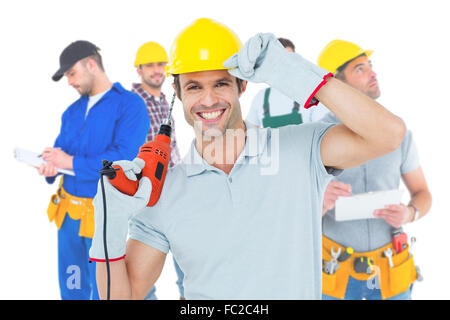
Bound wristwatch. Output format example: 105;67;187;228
410;204;420;222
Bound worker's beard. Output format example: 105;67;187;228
365;79;381;99
74;83;93;96
74;73;96;96
81;84;94;96
143;73;165;89
367;88;381;100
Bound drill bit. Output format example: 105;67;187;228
163;92;177;126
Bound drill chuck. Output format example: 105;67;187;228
158;124;172;137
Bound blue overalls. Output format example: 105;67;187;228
46;82;149;299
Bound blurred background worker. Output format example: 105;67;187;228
246;38;329;128
318;40;432;300
132;41;181;166
38;40;149;299
131;41;184;300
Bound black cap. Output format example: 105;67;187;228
52;40;100;81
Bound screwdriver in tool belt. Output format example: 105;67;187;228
337;247;354;262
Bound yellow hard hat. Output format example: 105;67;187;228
134;41;168;67
317;40;373;74
166;18;242;75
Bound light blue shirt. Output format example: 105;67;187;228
129;122;335;299
320;113;420;252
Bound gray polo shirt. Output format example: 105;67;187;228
320;113;420;252
129;122;335;299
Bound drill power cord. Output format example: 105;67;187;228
99;160;119;300
97;91;176;300
100;174;110;300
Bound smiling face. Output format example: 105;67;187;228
175;69;247;138
138;62;167;89
339;55;380;99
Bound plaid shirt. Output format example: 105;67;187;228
132;83;181;167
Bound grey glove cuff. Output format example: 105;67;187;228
89;174;151;262
268;51;333;109
224;33;333;109
256;41;333;109
89;176;128;262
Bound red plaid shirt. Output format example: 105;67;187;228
132;83;181;167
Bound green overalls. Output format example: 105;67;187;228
261;88;303;128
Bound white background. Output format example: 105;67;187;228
0;0;448;299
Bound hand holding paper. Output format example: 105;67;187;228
335;189;403;221
322;181;352;213
373;203;412;228
37;162;58;177
42;147;74;170
14;147;75;176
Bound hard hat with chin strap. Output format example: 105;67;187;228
166;18;242;75
317;39;373;74
134;41;168;67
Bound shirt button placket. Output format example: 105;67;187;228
226;176;235;206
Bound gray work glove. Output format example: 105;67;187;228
89;158;151;261
223;33;333;109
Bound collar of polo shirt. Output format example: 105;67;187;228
183;121;269;177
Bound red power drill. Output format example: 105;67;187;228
97;93;175;300
101;93;175;206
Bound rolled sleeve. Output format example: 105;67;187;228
400;130;420;174
129;216;170;254
310;122;340;187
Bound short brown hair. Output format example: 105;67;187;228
335;53;367;80
277;37;295;52
81;51;105;72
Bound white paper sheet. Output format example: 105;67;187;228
14;147;75;176
335;189;403;221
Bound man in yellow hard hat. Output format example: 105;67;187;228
131;41;184;300
318;40;432;300
132;41;181;166
318;40;380;99
89;18;406;300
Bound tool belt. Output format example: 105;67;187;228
46;178;95;238
322;235;417;299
